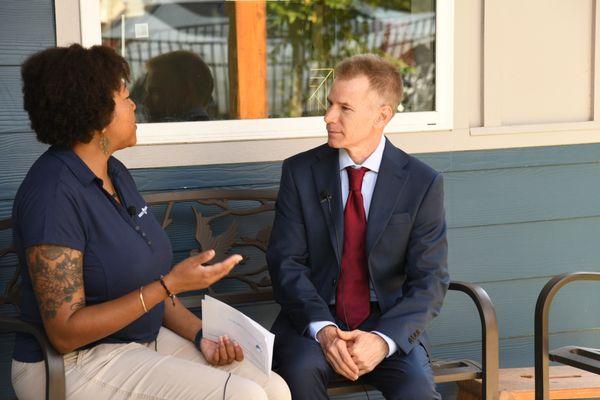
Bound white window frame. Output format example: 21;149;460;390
73;0;454;146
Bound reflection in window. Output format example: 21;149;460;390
100;1;435;123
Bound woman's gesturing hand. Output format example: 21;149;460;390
165;250;242;294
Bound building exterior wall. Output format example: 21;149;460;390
1;1;600;399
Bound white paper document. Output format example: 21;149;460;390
201;295;274;376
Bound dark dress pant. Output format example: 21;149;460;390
273;308;441;400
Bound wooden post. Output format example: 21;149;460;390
228;1;268;119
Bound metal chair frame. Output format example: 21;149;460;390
534;271;600;400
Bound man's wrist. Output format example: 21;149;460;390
309;320;338;341
316;324;337;343
371;331;397;357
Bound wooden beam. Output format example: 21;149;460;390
228;1;268;119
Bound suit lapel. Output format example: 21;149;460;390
366;141;409;255
311;147;344;266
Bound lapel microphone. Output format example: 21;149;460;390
320;190;338;248
319;190;332;204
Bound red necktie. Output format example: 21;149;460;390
336;166;370;329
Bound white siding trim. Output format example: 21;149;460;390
470;121;600;136
594;0;600;121
79;1;101;48
55;0;81;46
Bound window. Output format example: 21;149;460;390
80;0;453;144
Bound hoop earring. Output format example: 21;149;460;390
99;131;110;156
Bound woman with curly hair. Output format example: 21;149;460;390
11;44;290;400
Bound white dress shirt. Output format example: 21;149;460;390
308;135;398;357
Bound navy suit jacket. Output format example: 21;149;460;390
267;139;449;355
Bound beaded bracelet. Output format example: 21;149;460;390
156;274;176;306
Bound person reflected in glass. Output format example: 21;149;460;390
143;50;215;123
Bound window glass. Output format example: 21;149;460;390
100;0;435;123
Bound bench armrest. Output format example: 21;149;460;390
449;281;499;400
0;316;65;400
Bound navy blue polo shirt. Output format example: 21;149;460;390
12;146;172;362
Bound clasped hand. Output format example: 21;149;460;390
317;326;388;380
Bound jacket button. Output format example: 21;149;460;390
332;279;337;287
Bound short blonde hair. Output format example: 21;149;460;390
334;54;403;112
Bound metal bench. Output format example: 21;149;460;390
534;271;600;399
0;188;500;399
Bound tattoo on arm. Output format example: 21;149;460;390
26;245;85;320
70;298;86;312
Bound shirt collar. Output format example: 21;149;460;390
49;145;122;186
107;157;123;177
49;145;97;186
338;135;386;173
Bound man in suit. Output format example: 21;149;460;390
267;54;449;399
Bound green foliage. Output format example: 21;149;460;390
265;0;434;116
267;0;368;63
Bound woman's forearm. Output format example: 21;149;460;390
50;280;169;353
27;244;174;354
29;244;239;354
162;298;202;343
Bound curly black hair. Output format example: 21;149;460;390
21;44;130;147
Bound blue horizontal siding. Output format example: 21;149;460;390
0;202;12;221
448;216;600;282
5;141;600;201
431;329;600;368
429;279;600;344
0;1;55;66
0;67;31;134
423;143;600;172
444;162;600;228
132;162;282;192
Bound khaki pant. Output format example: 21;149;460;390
12;327;291;400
